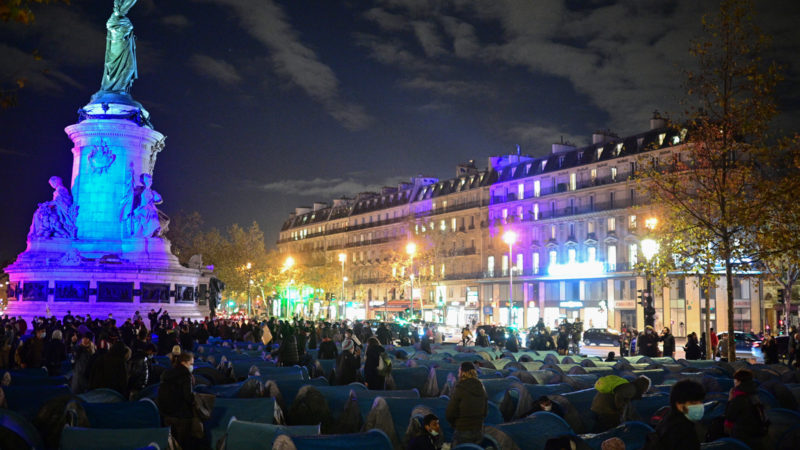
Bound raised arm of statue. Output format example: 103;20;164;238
100;0;139;93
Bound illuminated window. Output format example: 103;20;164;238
518;183;524;199
568;248;577;263
587;221;595;234
551;225;557;239
502;255;509;276
441;264;446;277
487;256;495;277
549;249;558;266
608;245;617;270
392;267;397;277
401;266;405;277
658;133;666;146
502;209;508;223
587;246;596;262
533;203;539;220
517;206;523;219
443;200;447;208
597;147;603;159
611;167;617;181
608;217;616;232
533;253;540;273
451;217;457;232
629;243;638;266
629;215;637;229
615;143;623;156
534;180;541;197
591;168;597;181
570;173;576;191
516;254;523;273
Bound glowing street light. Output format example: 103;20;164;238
502;230;518;327
640;217;659;328
245;261;253;317
406;242;417;317
338;253;346;320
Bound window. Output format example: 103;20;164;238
487;256;495;277
550;225;557;239
441;263;446;278
607;217;616;232
533;253;540;273
608;245;617;270
587;220;595;234
568;248;577;263
440;220;446;231
611;167;617;181
615;143;623;156
534;180;541;197
597;147;603;159
451;217;457;232
533;203;539;220
570;173;576;191
658;133;666;146
629;215;637;230
587;246;596;262
591;168;597;181
392;267;397;278
502;255;509;276
502;209;508;222
549;249;558;266
516;254;523;273
568;223;575;237
518;184;524;199
733;278;750;299
629;243;638;266
517;205;523;220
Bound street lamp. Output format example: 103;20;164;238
502;230;518;327
641;219;659;328
406;242;417;318
245;262;253;317
338;253;346;320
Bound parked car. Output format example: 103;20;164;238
717;331;761;354
582;328;621;346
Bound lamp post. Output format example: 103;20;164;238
502;230;518;327
282;256;294;318
338;253;346;320
641;218;659;328
406;242;417;318
245;262;253;317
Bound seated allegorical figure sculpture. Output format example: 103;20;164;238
121;171;168;238
28;176;78;239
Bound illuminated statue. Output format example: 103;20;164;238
28;176;78;239
131;173;162;238
100;0;139;93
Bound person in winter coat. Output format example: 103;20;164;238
445;362;488;446
407;413;442;450
725;369;768;450
684;332;702;360
590;374;651;431
638;327;659;357
128;343;156;398
475;328;490;347
43;330;67;376
710;328;719;358
644;379;705;450
505;332;520;353
335;339;360;385
89;341;130;396
556;326;570;355
21;328;46;368
364;336;386;390
277;328;300;367
159;351;201;450
318;335;338;360
660;327;675;358
377;323;392;346
761;335;779;364
70;334;96;394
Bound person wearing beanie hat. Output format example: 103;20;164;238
335;337;360;386
445;360;488;446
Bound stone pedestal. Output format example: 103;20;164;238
4;98;210;323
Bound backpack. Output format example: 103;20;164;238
377;351;392;376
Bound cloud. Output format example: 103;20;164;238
196;0;372;130
161;15;191;27
255;175;405;198
401;76;493;98
189;54;242;85
411;21;446;57
363;7;407;31
507;123;586;153
0;43;81;93
0;147;27;156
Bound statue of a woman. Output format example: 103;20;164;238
132;173;163;238
100;0;139;93
28;176;78;239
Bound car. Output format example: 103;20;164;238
751;335;789;361
717;331;761;354
582;328;621;346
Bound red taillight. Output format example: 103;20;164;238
753;342;760;348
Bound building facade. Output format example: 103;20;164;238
276;118;764;336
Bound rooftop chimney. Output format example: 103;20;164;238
312;202;327;211
650;110;667;130
592;129;617;145
295;207;311;215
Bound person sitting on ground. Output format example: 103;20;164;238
445;362;488;446
605;351;616;362
407;413;443;450
724;369;769;450
590;374;651;431
525;395;563;418
644;379;705;450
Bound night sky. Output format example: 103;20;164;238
1;0;799;263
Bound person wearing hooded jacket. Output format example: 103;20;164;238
445;362;488;446
644;379;705;450
590;374;651;431
335;338;360;385
724;369;768;450
159;351;201;450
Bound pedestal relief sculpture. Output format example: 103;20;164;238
28;176;78;239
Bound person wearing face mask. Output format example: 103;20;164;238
407;413;443;450
526;395;564;418
724;369;769;450
644;379;705;450
20;327;47;369
159;351;202;449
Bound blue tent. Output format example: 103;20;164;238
77;388;126;403
59;426;171;450
580;421;654;450
82;400;161;429
206;397;277;447
487;412;573;450
0;408;44;450
272;429;393;450
223;419;319;450
3;384;71;420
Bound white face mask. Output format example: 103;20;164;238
429;430;439;437
186;364;194;373
543;405;552;411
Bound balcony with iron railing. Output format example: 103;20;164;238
490;174;634;205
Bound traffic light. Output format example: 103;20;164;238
637;290;645;307
778;289;785;301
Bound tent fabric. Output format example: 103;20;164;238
82;400;161;429
265;378;329;412
552;388;598;433
580;421;654;450
700;437;753;449
0;407;45;450
765;408;800;449
77;388;126;403
3;384;71;420
59;426;171;450
272;429;393;450
222;419;319;450
287;385;333;432
386;367;438;397
486;412;573;450
206;397;276;447
195;377;264;398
